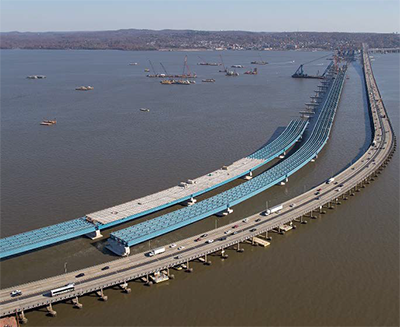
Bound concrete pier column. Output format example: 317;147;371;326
204;253;212;265
185;260;193;273
97;288;108;301
167;268;175;279
120;282;132;293
73;297;83;309
237;242;244;252
221;249;229;259
46;303;57;317
18;311;28;324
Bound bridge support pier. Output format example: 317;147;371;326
185;260;193;273
86;229;103;240
319;206;326;214
237;242;244;252
18;311;28;324
335;198;341;205
204;254;212;265
73;297;83;309
120;282;132;293
310;210;316;219
46;303;57;317
300;215;307;224
328;202;335;209
97;288;108;301
221;249;229;259
166;268;175;279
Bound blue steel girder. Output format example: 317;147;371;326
111;66;346;247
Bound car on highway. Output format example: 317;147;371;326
169;243;177;248
201;233;208;238
10;290;22;297
255;218;261;222
75;273;85;278
250;228;257;232
315;197;320;200
242;218;249;223
317;188;322;191
175;255;182;259
206;239;214;244
194;237;202;242
224;230;233;234
101;266;110;271
289;203;296;208
232;224;239;228
339;184;344;187
177;246;185;251
315;191;320;195
232;231;238;235
219;236;227;241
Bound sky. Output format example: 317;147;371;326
1;0;399;33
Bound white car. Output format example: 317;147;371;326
10;290;22;297
242;218;249;223
177;246;185;251
169;243;177;248
224;230;233;234
289;203;296;208
206;239;214;244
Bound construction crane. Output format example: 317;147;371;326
148;60;157;75
160;62;169;76
219;54;227;73
292;54;331;79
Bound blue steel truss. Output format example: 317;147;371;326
111;66;347;247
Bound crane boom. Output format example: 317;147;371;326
160;62;168;75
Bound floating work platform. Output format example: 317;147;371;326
108;63;346;256
251;237;270;247
0;119;308;259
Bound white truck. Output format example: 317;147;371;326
264;204;283;216
148;247;166;257
327;177;335;184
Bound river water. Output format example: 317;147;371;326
1;50;398;326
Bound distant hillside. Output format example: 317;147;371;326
1;29;398;51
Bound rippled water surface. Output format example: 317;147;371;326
1;50;398;326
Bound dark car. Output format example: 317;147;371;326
232;225;239;229
195;237;201;242
219;236;227;241
250;228;257;232
101;266;110;271
314;191;320;195
255;218;261;222
75;273;85;278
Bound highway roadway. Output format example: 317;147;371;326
0;46;395;318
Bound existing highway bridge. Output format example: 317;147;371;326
0;45;396;323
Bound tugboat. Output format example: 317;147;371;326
202;78;216;83
75;86;94;91
40;119;57;126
